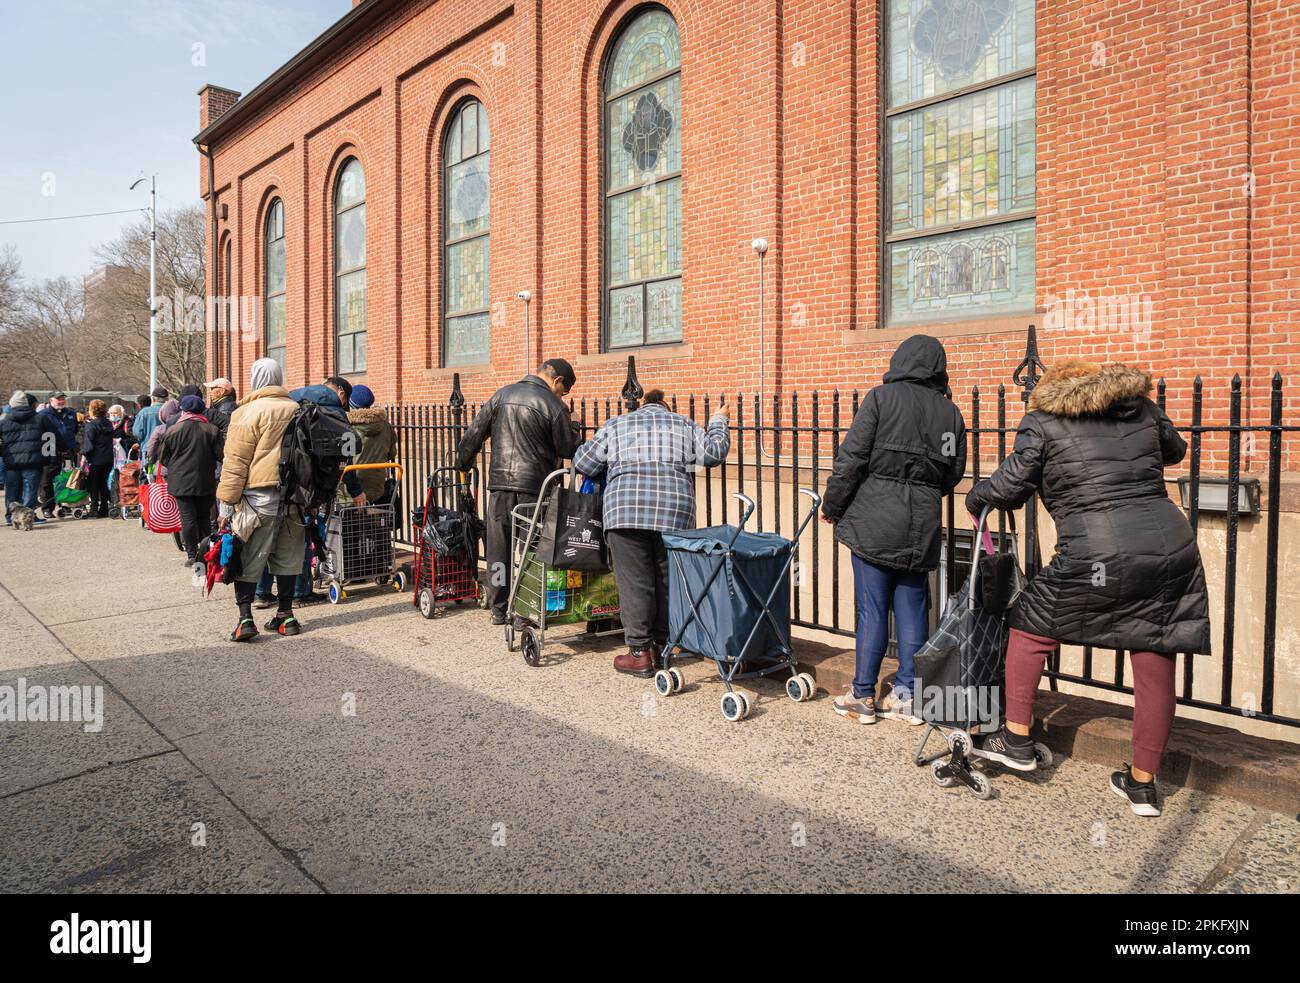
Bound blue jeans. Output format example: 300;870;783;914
257;514;313;598
4;465;42;517
851;555;929;702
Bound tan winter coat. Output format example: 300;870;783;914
216;386;299;505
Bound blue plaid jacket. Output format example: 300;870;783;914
573;403;730;532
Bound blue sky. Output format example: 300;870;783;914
0;0;345;282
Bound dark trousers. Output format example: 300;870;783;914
486;490;534;617
39;454;72;512
175;493;214;561
4;465;42;515
606;528;669;650
851;555;930;701
87;463;113;514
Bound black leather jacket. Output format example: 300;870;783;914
454;375;581;494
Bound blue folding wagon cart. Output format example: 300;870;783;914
657;490;821;722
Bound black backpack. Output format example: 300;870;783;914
278;401;353;514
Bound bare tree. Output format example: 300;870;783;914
0;275;91;391
92;205;208;391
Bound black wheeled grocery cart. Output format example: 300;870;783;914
655;489;821;722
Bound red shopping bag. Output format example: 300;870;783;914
141;477;182;534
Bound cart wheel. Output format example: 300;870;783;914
393;571;407;593
947;729;975;758
654;669;675;698
785;674;807;703
504;621;518;651
476;585;488;609
720;691;750;722
1034;743;1053;769
969;771;993;800
418;588;436;619
327;583;343;605
521;627;542;667
930;759;957;788
797;672;816;700
668;667;684;694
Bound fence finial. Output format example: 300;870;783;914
622;355;643;411
449;371;465;410
1013;323;1045;405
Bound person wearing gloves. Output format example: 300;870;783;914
821;335;967;726
964;359;1211;817
346;384;398;505
159;394;223;565
573;388;731;677
216;358;307;641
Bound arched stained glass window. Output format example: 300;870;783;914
443;99;491;366
264;198;286;369
604;7;682;350
334;157;366;374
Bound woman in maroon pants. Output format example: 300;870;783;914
965;359;1211;817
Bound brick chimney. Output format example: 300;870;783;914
198;84;241;132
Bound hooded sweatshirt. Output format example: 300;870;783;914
347;407;398;502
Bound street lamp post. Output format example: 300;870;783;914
517;290;532;374
130;175;158;392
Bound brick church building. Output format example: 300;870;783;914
195;0;1299;437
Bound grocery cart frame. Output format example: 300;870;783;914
317;463;408;604
413;465;484;618
504;467;622;666
656;489;822;722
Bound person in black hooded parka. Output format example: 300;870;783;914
821;335;967;725
965;358;1211;817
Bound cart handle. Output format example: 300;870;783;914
341;462;403;480
732;492;756;528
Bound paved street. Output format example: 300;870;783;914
0;516;1296;893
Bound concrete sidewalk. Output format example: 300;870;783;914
0;516;1296;893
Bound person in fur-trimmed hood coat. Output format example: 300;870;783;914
967;359;1210;655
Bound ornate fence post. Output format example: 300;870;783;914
621;355;643;412
1011;324;1045;579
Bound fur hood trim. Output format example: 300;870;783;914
1030;360;1152;418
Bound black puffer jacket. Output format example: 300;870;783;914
453;375;581;494
79;417;115;468
158;416;223;497
0;405;56;468
822;335;967;572
966;360;1211;655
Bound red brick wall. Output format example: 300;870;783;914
201;0;1299;464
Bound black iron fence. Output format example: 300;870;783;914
388;327;1299;731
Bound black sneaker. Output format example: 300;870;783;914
1110;765;1161;817
264;614;302;636
254;594;276;610
490;612;509;626
974;726;1038;771
230;618;259;643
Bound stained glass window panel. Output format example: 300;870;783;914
336;268;366;373
887;0;1035;109
266;236;285;296
447;154;490;241
336;205;366;272
445;312;491;367
446;238;489;316
608;9;680;93
607;74;681;192
608;178;681;287
336;158;365;208
888;76;1034;235
645;278;682;343
608;285;645;348
266;295;285;350
888;218;1034;325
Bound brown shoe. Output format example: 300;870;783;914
614;646;655;677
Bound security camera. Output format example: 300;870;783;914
752;237;768;255
517;290;532;302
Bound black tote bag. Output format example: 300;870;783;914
536;483;609;572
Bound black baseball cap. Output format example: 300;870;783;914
50;390;67;398
541;358;577;392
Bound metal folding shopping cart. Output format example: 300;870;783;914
655;490;821;722
413;466;484;618
505;468;622;667
317;463;408;604
912;507;1053;799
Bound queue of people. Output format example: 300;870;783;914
0;335;1211;818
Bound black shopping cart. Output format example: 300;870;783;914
656;489;821;722
913;507;1053;799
